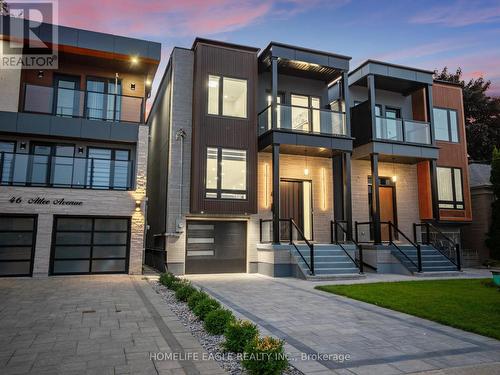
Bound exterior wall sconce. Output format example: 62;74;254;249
135;200;141;211
20;142;26;150
264;163;269;208
131;56;139;65
392;175;397;182
37;70;44;78
321;167;326;210
78;147;84;154
130;83;136;91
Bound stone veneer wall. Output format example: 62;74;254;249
351;159;420;242
0;125;149;277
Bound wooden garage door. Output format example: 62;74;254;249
50;217;130;275
185;221;246;274
0;215;37;277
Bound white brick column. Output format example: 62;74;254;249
32;214;53;278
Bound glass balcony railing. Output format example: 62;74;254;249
22;84;144;123
258;104;346;136
375;116;431;145
0;152;133;190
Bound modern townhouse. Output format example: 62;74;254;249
146;38;471;279
0;16;161;277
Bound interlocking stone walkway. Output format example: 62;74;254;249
0;276;224;375
187;273;500;375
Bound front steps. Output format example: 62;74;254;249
291;243;363;280
391;244;459;274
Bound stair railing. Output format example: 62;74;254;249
331;220;364;274
413;222;461;271
386;221;422;273
288;218;314;275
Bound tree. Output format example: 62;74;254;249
486;147;500;260
434;67;500;161
0;0;9;16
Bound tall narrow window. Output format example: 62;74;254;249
205;147;247;200
207;75;247;118
437;167;464;209
433;108;459;142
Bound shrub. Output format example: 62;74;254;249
204;308;235;335
159;272;179;288
187;290;209;310
193;297;220;320
242;336;288;375
223;319;259;353
175;284;197;302
170;278;189;292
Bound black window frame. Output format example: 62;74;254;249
433;107;459;143
207;74;249;119
204;146;248;201
86;147;132;190
85;76;123;122
437;166;464;210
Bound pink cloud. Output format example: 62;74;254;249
410;0;500;27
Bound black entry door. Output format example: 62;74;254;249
0;215;37;277
185;221;246;274
280;180;304;240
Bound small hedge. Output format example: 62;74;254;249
204;308;235;335
175;283;197;302
187;290;209;310
242;336;288;375
193;297;221;320
223;319;259;353
159;272;179;288
170;278;190;292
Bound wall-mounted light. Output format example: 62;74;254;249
321;167;326;210
264;163;269;208
145;79;152;86
37;70;44;79
20;142;26;150
131;56;139;65
78;147;84;154
135;200;141;211
392;175;398;183
130;83;136;91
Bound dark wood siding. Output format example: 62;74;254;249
190;42;258;214
433;82;472;222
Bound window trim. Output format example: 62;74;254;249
437;166;464;210
206;74;248;119
204;146;248;201
433;107;459;143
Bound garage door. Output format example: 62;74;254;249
0;215;36;277
185;221;246;274
51;217;130;275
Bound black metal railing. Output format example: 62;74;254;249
23;83;144;123
386;221;422;272
145;248;167;273
331;220;364;273
0;151;133;190
259;218;314;275
413;222;461;271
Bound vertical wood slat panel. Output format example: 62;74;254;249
191;42;258;214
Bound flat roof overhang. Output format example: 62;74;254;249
349;60;434;95
353;140;439;164
259;129;353;157
259;42;351;83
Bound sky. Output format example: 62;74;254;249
53;0;500;101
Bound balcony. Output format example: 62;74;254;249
258;104;346;136
375;116;431;145
0;152;133;190
22;84;144;124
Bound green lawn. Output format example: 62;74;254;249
316;279;500;340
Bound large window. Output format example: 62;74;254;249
207;75;247;118
87;148;130;190
205;147;247;200
437;167;464;209
433;108;458;142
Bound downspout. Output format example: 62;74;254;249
175;128;187;233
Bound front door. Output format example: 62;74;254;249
280;179;312;241
380;186;396;241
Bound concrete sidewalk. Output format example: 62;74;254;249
187;273;500;375
0;276;224;375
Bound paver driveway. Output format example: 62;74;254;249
188;274;500;375
0;276;224;375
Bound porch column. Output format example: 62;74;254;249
429;159;440;221
332;152;353;240
370;153;382;244
342;71;351;136
272;143;280;244
425;84;435;144
271;56;278;129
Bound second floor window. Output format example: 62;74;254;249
433;108;458;142
86;79;122;121
437;167;464;209
205;147;247;199
208;75;247;118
